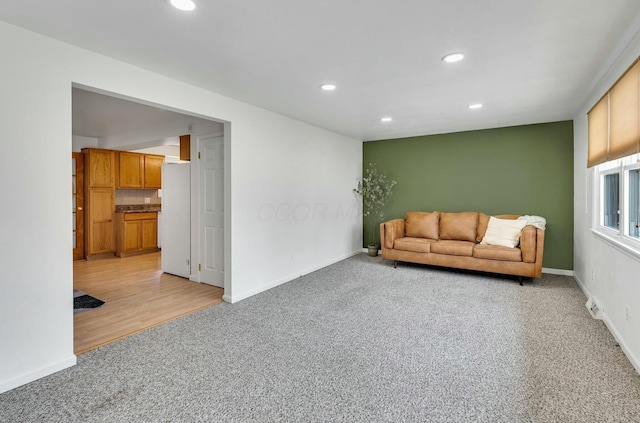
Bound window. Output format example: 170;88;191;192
588;57;640;257
594;154;640;255
602;172;619;230
630;169;640;239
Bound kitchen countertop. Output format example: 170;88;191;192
115;204;161;213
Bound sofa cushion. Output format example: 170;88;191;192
439;212;478;242
473;244;522;262
480;217;528;248
405;211;440;239
430;240;475;257
394;237;434;253
477;213;490;242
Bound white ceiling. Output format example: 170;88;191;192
71;88;210;139
3;0;640;141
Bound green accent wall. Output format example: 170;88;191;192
363;120;574;270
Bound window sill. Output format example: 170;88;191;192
591;228;640;262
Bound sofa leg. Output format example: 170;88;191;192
394;260;397;269
518;276;523;286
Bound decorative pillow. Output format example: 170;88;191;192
439;212;478;242
480;217;528;248
405;211;440;240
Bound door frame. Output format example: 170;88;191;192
192;132;225;286
72;152;85;260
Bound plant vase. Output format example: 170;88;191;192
367;244;379;257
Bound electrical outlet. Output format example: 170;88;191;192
144;197;151;204
626;305;631;322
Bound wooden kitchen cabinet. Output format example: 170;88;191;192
179;134;190;161
85;148;115;188
144;155;164;188
85;188;115;256
83;149;116;258
90;222;114;254
118;152;144;188
142;218;158;249
116;152;163;189
115;212;159;257
82;148;163;259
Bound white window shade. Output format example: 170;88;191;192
609;60;640;161
588;94;609;168
588;57;640;168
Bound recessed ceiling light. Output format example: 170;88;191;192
380;117;392;122
468;103;483;109
320;84;336;91
442;52;465;63
169;0;196;11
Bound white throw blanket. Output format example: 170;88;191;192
517;215;546;231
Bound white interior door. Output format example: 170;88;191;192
161;163;191;278
199;136;224;287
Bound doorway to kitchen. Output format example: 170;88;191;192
72;86;228;353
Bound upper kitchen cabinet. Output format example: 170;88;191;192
144;155;164;188
117;152;164;189
84;148;115;188
118;152;144;188
179;134;190;161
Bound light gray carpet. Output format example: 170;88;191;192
2;254;640;422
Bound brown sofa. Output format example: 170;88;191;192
380;211;544;280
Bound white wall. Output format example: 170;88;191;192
573;23;640;373
222;112;363;301
72;135;98;152
0;21;362;393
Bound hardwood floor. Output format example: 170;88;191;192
74;252;223;354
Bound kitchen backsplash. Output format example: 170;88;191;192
115;189;161;206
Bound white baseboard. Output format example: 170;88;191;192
223;249;362;303
542;267;574;276
601;314;640;375
573;272;588;296
0;355;76;394
573;273;640;375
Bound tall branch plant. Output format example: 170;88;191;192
354;163;397;247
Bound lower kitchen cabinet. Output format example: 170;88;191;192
115;212;159;257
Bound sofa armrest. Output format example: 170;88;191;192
533;228;545;277
520;225;545;276
380;219;405;250
520;225;537;263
